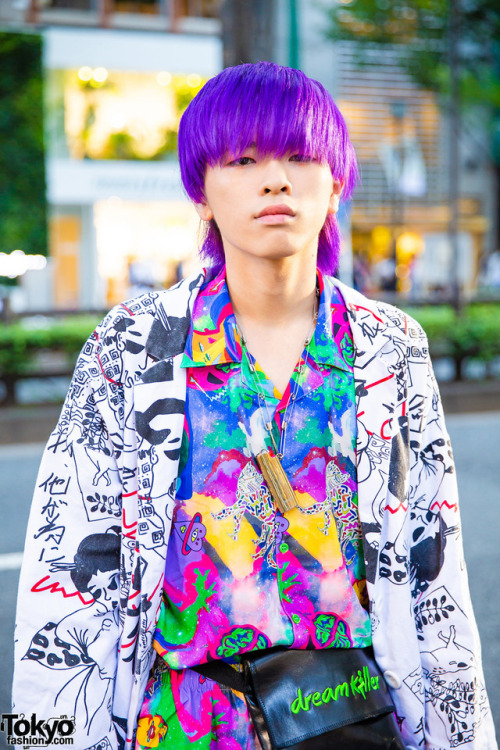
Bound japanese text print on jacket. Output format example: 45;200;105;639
12;268;497;750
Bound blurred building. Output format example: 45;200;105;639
0;0;221;310
1;0;495;306
275;0;495;299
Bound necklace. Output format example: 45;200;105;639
236;286;319;514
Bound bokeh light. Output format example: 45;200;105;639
157;71;172;87
78;66;93;82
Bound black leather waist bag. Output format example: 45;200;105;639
193;646;406;750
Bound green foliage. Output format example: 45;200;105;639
0;32;47;256
324;1;500;109
0;316;100;377
1;306;499;403
403;304;500;364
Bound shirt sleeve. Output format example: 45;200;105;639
12;317;127;750
407;334;497;748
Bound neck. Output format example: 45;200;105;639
225;253;318;329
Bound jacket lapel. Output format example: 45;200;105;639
127;270;207;718
333;280;410;586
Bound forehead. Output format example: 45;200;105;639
210;121;328;167
202;78;333;167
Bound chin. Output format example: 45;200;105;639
250;243;305;261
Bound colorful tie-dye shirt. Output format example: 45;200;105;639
136;268;371;749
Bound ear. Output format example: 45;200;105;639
194;201;214;222
327;180;344;215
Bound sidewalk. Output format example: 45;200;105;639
1;380;499;446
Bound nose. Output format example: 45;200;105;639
260;159;292;195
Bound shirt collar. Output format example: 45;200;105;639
181;265;242;368
309;272;354;373
181;265;354;373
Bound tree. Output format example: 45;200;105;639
324;1;500;252
220;0;276;68
324;0;500;104
0;32;47;259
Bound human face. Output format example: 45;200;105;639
196;147;342;266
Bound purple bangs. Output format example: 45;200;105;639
178;62;358;274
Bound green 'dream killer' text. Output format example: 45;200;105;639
290;667;380;714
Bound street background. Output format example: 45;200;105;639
1;0;500;746
1;410;499;746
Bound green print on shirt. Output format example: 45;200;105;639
290;667;380;714
314;614;351;647
277;558;300;605
203;422;246;450
309;371;351;415
340;332;355;366
295;421;333;448
158;568;215;646
216;627;258;658
224;370;255;413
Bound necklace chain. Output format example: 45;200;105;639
236;286;319;460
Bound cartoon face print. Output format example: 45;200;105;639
24;533;122;733
87;569;120;608
174;512;207;554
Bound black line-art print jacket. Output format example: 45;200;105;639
12;269;497;750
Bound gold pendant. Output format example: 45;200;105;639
256;450;298;513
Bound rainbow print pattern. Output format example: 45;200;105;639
136;268;371;749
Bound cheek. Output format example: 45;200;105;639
204;173;235;214
302;188;334;226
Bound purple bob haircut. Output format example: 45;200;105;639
178;61;358;275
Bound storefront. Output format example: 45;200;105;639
41;26;221;310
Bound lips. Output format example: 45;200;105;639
256;204;296;218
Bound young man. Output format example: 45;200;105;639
13;62;496;750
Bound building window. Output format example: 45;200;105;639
48;69;205;161
176;0;219;18
44;0;95;8
113;0;161;15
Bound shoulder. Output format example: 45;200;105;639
101;269;207;340
327;276;427;345
98;269;206;352
74;270;207;386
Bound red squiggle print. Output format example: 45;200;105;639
147;575;163;603
31;575;93;605
122;507;137;539
383;502;408;514
430;500;458;512
96;351;121;385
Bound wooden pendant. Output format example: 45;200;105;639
256;450;298;513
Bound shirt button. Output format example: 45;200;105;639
383;670;402;689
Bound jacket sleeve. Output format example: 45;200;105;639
407;331;497;748
12;314;129;750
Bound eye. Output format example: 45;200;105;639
90;587;102;600
289;154;315;163
108;576;119;591
227;156;255;167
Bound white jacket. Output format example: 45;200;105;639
13;270;497;749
